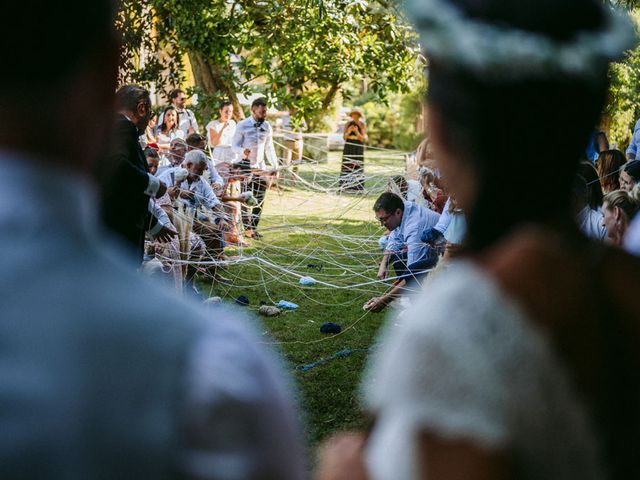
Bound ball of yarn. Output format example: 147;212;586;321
174;167;189;183
235;295;250;306
240;191;258;206
203;296;222;306
277;300;299;310
320;322;342;334
259;305;281;317
299;276;317;286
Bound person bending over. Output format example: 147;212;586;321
364;192;440;312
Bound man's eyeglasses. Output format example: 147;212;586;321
377;213;393;225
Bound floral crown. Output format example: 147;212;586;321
406;0;637;81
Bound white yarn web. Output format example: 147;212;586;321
147;137;427;345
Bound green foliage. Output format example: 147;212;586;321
354;74;426;151
116;1;185;96
116;0;423;128
613;0;640;9
606;10;640;149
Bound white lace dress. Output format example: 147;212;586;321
363;261;604;480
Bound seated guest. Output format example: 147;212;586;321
186;133;257;246
577;160;604;210
144;113;158;146
364;192;440;312
144;146;160;175
146;198;177;244
441;197;467;257
573;174;607;241
157;150;229;261
157;138;187;174
596;149;626;194
602;188;640;246
186;133;225;195
418;167;447;213
421;195;453;246
145;200;205;294
388;175;427;207
620;159;640;192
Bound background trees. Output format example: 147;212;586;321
117;0;423;131
117;0;640;150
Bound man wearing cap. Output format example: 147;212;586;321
232;97;278;238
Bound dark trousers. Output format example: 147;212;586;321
391;249;439;287
242;174;269;230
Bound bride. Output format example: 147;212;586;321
317;0;639;479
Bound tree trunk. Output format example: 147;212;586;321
188;51;245;121
321;81;340;111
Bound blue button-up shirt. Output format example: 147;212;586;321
626;118;640;159
386;201;441;265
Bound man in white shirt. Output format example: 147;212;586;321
232;97;278;238
0;6;305;475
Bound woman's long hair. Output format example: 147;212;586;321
597;149;626;193
159;106;180;134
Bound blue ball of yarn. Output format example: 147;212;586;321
320;322;342;334
235;295;250;306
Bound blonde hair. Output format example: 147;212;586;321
603;186;640;220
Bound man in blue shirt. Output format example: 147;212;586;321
364;192;440;312
626;118;640;160
0;2;306;478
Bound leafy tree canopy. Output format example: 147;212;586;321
117;0;423;128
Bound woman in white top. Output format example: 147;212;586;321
206;101;237;165
156;106;185;152
317;1;640;479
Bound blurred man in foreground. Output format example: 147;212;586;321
0;1;305;479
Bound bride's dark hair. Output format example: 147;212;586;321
427;0;608;253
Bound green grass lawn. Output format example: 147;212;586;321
197;149;406;446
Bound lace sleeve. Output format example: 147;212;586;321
363;261;604;480
362;262;520;480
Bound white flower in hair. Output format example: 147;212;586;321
406;0;637;80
